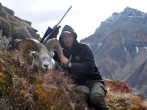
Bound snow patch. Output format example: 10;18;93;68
136;46;139;54
144;47;147;49
124;46;128;52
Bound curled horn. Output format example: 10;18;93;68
18;39;40;65
45;38;63;58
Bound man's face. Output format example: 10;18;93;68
62;32;74;48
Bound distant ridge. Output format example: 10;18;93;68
81;7;147;98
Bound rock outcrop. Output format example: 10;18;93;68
0;2;40;49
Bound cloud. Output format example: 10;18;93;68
1;0;147;40
20;10;66;23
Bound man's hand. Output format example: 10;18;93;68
51;25;61;38
53;25;57;30
60;55;69;64
60;55;72;68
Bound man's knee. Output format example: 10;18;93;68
90;93;105;105
90;87;106;106
75;85;90;101
89;82;109;110
91;81;107;97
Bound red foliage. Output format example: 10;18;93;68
105;79;132;93
105;79;147;110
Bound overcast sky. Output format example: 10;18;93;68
1;0;147;40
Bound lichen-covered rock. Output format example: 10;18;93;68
0;2;40;49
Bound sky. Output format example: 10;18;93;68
1;0;147;40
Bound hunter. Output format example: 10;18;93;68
54;25;109;110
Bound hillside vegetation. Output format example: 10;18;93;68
0;50;147;110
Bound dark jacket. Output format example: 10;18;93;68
54;25;103;85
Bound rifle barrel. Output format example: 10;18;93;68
56;5;72;26
40;5;72;43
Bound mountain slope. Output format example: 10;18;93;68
81;7;147;98
0;50;147;110
0;2;40;50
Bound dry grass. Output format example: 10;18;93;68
0;51;147;110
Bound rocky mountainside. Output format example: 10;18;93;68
81;7;147;98
0;2;40;49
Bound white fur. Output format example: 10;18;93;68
29;40;56;71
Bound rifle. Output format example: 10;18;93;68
40;6;72;44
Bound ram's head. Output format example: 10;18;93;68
18;38;63;72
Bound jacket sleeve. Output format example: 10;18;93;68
69;45;97;74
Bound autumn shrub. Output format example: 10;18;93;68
105;79;147;110
0;51;88;110
0;50;147;110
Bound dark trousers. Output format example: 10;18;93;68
75;81;109;110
